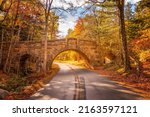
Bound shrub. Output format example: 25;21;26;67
5;77;29;92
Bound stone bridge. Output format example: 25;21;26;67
1;38;100;74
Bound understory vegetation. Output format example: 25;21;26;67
0;64;59;99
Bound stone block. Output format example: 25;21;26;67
0;89;9;99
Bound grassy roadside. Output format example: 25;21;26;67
2;64;60;100
94;66;150;99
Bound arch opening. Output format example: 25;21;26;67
19;54;37;76
50;49;92;69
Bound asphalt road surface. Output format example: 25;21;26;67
30;63;142;100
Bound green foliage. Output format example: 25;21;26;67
126;0;150;40
2;76;29;92
126;19;142;40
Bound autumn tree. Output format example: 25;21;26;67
126;0;150;40
116;0;131;71
88;0;131;71
0;0;59;73
126;0;150;74
42;0;71;73
42;0;53;74
74;18;84;37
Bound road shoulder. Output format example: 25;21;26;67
93;67;150;99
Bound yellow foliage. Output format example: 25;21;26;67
141;28;150;38
117;68;124;73
140;49;150;62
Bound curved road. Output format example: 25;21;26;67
30;63;142;100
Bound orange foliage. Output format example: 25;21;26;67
74;18;84;36
129;28;150;62
131;38;150;50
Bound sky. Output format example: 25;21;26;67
52;0;142;37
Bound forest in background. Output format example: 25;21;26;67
65;0;150;75
0;0;149;74
0;0;150;99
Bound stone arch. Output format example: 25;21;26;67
1;38;100;74
47;48;92;69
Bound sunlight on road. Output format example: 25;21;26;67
30;63;142;100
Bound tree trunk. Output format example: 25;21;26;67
17;25;21;41
3;0;21;73
117;0;131;72
4;28;14;73
43;19;48;74
27;29;30;41
43;0;54;74
29;28;34;41
0;28;4;66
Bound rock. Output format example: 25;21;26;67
0;89;9;99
